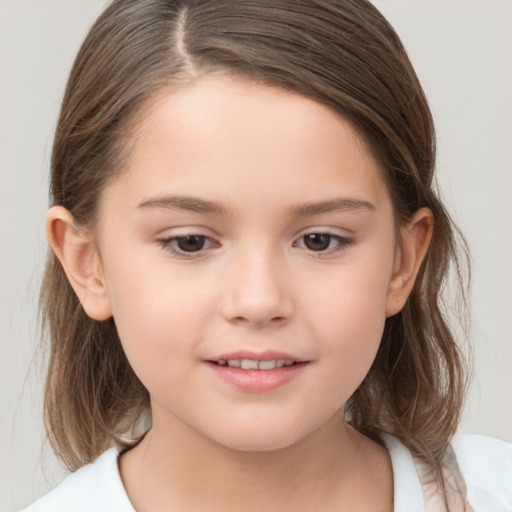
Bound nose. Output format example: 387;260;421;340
221;248;294;326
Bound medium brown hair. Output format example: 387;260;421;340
41;0;470;478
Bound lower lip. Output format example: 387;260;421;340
206;362;308;393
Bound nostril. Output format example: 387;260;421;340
221;286;294;325
231;315;286;326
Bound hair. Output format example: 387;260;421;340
41;0;470;484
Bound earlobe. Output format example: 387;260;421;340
46;206;112;321
385;207;434;317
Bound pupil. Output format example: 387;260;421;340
304;234;331;251
177;235;205;252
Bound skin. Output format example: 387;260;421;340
48;75;433;511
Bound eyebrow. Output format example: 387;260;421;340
292;198;376;216
138;195;376;217
138;195;231;216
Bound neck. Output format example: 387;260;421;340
119;408;393;512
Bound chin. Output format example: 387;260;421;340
220;436;301;453
204;419;316;454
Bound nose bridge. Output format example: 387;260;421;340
222;238;293;325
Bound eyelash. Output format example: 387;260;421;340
157;232;353;259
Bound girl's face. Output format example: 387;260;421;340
93;76;406;451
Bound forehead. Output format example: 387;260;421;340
114;75;391;215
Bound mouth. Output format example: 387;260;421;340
204;351;309;392
205;355;308;392
206;350;309;370
210;358;302;371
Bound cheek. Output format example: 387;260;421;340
302;249;394;390
308;253;392;338
102;253;216;380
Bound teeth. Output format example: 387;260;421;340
241;359;259;370
216;359;297;370
258;360;276;370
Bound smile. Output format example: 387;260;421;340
206;352;309;392
215;359;297;370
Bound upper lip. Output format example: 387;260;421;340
207;350;307;363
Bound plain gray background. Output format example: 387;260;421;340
1;1;511;510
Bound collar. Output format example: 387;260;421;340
382;434;426;512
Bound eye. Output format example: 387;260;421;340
174;235;209;252
157;234;218;257
296;233;351;253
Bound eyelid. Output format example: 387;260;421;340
154;224;218;237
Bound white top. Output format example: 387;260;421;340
21;434;512;512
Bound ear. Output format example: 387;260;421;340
386;207;434;317
46;206;112;321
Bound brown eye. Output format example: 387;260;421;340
176;235;207;252
303;233;333;251
296;232;352;254
158;233;218;258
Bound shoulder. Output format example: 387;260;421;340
20;448;135;512
383;433;512;512
451;434;512;511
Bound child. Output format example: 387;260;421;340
22;0;511;510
